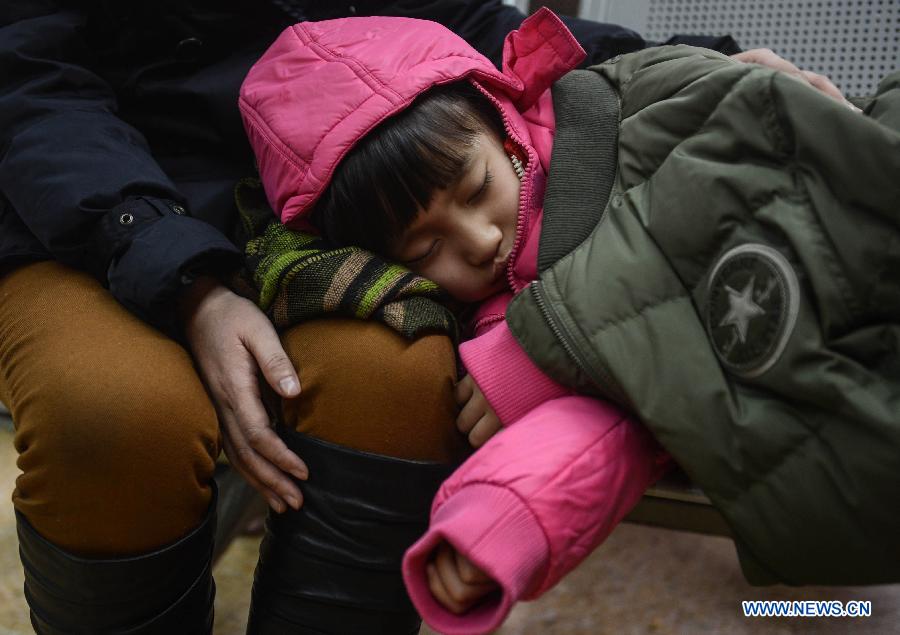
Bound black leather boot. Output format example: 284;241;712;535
246;428;456;635
16;486;218;635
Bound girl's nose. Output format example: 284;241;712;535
464;221;503;267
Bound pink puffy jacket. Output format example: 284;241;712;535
240;9;669;634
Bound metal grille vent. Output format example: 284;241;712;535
643;0;899;96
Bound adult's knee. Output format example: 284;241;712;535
280;319;468;463
0;261;220;555
12;346;220;556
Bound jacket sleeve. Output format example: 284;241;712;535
0;4;242;333
459;318;570;426
402;396;670;635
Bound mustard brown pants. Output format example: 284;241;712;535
0;260;466;633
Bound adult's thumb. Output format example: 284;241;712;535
246;325;301;398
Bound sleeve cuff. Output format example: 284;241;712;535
403;483;549;635
459;320;569;425
107;204;242;334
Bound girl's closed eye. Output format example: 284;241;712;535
467;166;493;205
405;240;438;265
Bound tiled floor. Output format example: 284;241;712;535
1;418;898;634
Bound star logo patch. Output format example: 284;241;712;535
706;244;800;378
719;276;766;344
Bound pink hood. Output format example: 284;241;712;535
239;8;584;232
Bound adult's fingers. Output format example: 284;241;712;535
219;399;305;511
733;48;802;75
734;48;851;105
182;286;308;512
236;325;309;482
800;70;848;103
229;380;309;483
242;319;302;399
221;432;287;513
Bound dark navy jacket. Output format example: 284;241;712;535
0;0;737;333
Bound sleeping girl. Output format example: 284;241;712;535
239;8;900;633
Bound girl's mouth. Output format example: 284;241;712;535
492;252;510;283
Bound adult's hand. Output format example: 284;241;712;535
732;49;861;111
179;276;308;513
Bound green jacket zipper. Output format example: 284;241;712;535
530;281;627;406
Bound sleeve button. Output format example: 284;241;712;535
172;205;186;215
119;213;134;225
175;37;203;63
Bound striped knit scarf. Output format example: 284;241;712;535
230;178;459;343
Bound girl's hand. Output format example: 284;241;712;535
454;374;501;447
178;276;308;514
731;49;861;111
427;542;499;614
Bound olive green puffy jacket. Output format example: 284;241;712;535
507;45;900;585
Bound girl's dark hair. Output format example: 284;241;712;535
311;82;505;255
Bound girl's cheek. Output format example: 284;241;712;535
433;264;472;301
415;262;451;292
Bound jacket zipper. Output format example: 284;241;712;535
530;281;625;404
471;82;622;397
469;82;535;294
473;313;505;333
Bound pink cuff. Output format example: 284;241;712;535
459;321;568;426
402;484;549;635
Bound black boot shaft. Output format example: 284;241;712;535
17;486;218;634
247;428;456;635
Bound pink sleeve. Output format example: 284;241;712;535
402;397;671;635
459;319;569;426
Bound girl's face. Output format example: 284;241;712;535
388;131;521;303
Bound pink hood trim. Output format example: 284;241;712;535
239;8;584;228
